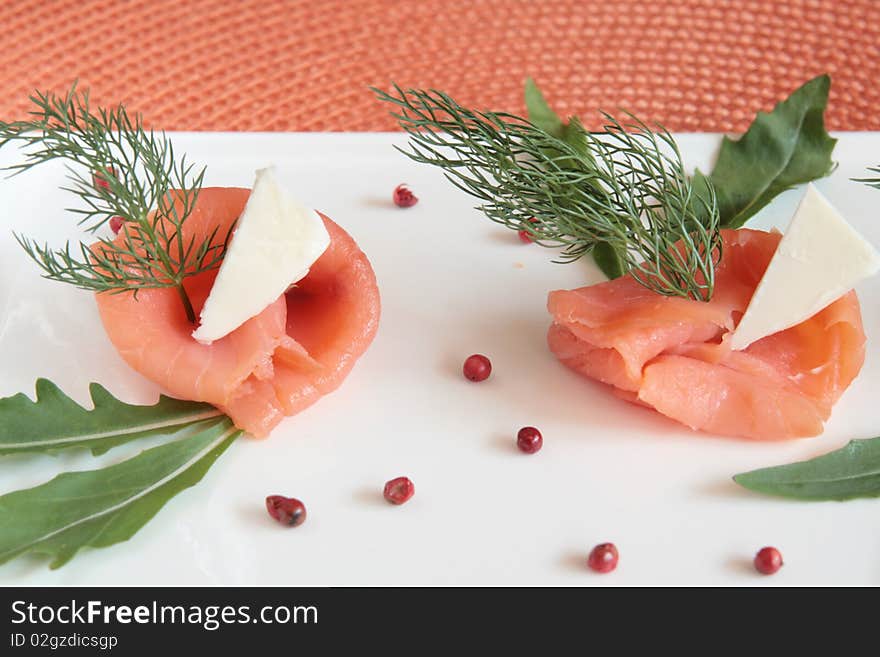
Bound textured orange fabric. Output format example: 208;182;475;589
1;0;877;132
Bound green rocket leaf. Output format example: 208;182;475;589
590;241;626;280
0;378;223;456
734;437;880;501
0;417;240;568
525;78;629;279
700;74;837;228
524;77;588;156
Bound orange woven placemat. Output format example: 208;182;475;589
1;0;877;132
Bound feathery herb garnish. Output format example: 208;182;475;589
853;165;880;189
524;79;626;279
523;77;588;157
374;84;721;301
0;83;225;323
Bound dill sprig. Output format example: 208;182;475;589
374;85;722;301
0;84;224;322
853;165;880;189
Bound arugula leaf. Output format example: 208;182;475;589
0;417;240;568
591;241;626;279
524;77;588;155
734;437;880;501
0;378;223;456
521;76;837;280
701;74;837;228
525;79;629;279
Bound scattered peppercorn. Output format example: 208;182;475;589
462;354;492;382
587;543;619;573
383;477;415;505
265;495;307;527
516;426;543;454
393;183;418;208
754;547;783;575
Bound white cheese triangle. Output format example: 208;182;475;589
192;167;330;344
729;184;880;351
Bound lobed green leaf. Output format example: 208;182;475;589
524;77;589;156
0;378;223;456
700;74;837;228
734;437;880;501
0;417;240;568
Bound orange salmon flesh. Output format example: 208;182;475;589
547;229;866;440
95;188;380;437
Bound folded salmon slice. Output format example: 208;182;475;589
95;188;380;437
547;229;866;440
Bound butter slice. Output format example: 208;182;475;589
730;184;880;351
192;167;330;344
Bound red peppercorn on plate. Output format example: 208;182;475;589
1;132;879;585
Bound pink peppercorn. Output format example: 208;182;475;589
462;354;492;382
754;547;783;575
393;183;418;208
383;477;415;505
516;427;543;454
265;495;307;527
587;543;619;573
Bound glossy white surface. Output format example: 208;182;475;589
1;133;878;586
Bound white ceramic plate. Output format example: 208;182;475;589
1;133;878;586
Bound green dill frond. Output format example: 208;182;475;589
374;84;722;301
853;165;880;189
0;83;222;322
